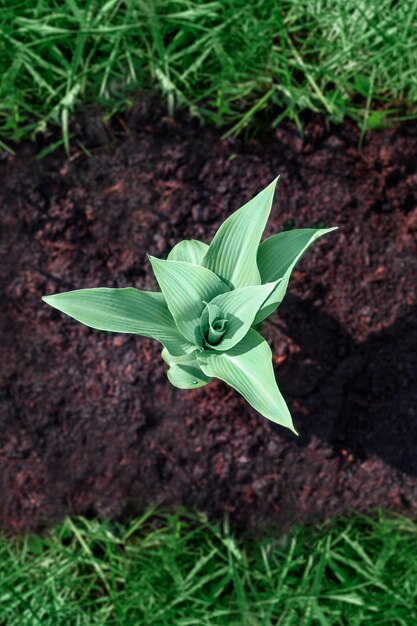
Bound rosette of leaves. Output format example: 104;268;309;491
43;179;337;433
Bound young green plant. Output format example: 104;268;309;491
43;179;337;433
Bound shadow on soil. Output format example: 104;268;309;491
274;295;417;476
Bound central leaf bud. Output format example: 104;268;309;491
200;302;228;347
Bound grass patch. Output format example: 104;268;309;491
1;0;417;148
0;510;417;625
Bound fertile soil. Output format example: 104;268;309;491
1;110;417;532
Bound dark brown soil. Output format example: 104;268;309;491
1;110;417;532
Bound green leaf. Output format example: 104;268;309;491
255;227;338;323
200;302;227;345
149;257;229;346
198;328;296;432
162;348;212;389
208;280;281;351
42;288;194;356
201;178;279;289
168;239;208;264
258;227;338;283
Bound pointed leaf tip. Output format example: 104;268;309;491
255;226;338;323
198;328;296;433
201;178;280;289
42;287;194;356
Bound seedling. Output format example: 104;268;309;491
43;179;337;433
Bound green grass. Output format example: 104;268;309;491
1;510;417;625
1;0;417;150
